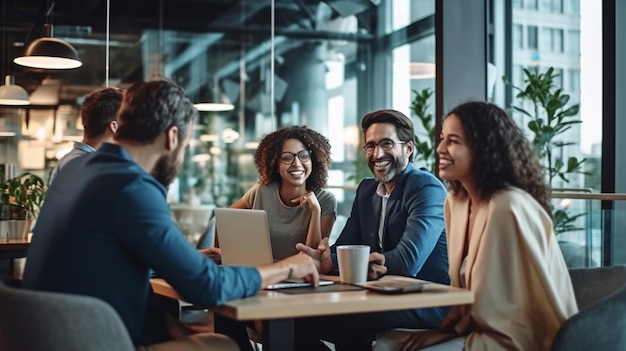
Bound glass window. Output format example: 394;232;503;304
542;0;563;13
513;0;523;9
512;64;524;89
569;68;581;92
390;0;434;32
526;0;539;10
567;0;580;14
541;28;564;52
528;26;538;49
552;67;564;89
508;0;602;267
568;30;581;54
554;28;564;52
513;24;523;49
392;36;435;172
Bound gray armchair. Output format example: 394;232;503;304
0;281;238;351
551;265;626;351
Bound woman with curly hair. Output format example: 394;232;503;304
375;101;577;351
231;125;337;260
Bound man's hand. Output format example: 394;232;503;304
258;253;320;288
296;237;334;273
199;247;221;263
278;253;320;286
368;252;387;280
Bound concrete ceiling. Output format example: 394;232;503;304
1;0;377;106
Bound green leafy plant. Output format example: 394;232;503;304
509;67;586;185
507;67;588;233
411;87;436;174
0;172;46;220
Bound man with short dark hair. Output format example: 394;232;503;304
48;87;123;185
297;109;449;350
23;78;319;350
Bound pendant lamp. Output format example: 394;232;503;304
194;78;234;112
0;75;30;106
409;62;436;79
14;22;82;70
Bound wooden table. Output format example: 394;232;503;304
151;277;474;350
0;238;30;276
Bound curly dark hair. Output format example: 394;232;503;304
445;101;552;216
255;126;331;191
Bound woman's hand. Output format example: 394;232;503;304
291;192;320;212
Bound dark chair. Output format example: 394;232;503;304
0;274;21;288
567;265;626;310
0;280;239;351
551;265;626;351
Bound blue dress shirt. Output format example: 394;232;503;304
24;143;261;346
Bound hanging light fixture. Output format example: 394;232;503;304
193;77;234;112
0;75;30;106
0;1;29;105
13;1;82;70
409;62;436;79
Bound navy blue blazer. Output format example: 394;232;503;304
332;163;449;284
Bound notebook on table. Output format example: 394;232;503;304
214;208;334;290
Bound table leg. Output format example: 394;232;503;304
262;318;294;351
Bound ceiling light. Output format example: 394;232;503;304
194;78;235;112
410;62;436;79
0;75;30;106
14;23;82;70
194;101;235;112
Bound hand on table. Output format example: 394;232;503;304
296;237;333;274
278;253;320;286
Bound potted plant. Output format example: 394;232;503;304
411;87;436;174
0;172;46;239
507;66;589;267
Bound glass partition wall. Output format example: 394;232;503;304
2;0;624;266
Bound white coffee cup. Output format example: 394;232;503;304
337;245;370;284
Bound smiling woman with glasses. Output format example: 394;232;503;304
280;149;312;164
229;125;337;261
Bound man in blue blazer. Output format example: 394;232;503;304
298;109;449;350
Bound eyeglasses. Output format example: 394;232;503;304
363;139;406;154
280;150;312;164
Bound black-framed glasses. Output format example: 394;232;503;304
280;150;312;164
363;139;405;154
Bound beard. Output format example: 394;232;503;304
370;161;406;183
368;156;408;184
152;152;181;187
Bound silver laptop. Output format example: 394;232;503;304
214;208;333;290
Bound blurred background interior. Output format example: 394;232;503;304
1;0;625;267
